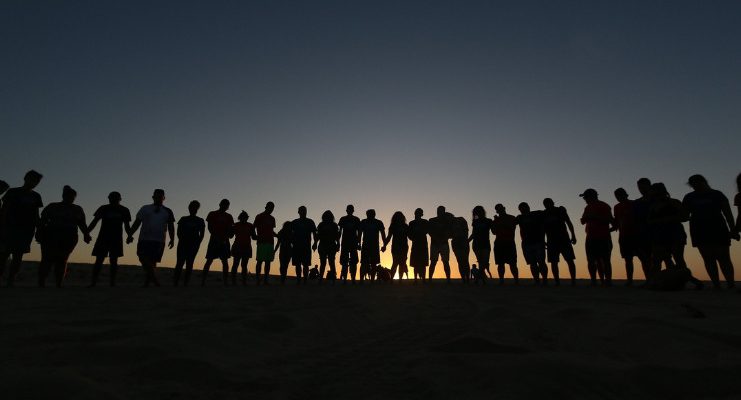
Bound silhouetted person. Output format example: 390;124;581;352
0;180;9;272
542;198;578;286
632;177;653;278
0;170;43;286
274;221;293;284
471;263;484;284
408;208;429;283
579;188;615;286
359;209;386;282
736;173;741;236
613;188;640;285
647;183;693;282
309;264;320;280
316;210;340;284
383;211;409;281
682;174;739;289
201;199;234;286
428;206;453;282
87;191;131;287
492;204;518;285
515;202;547;285
469;206;493;284
291;206;318;284
338;205;361;284
173;200;205;286
37;186;91;287
254;202;277;285
231;210;256;286
128;189;175;287
647;266;703;291
451;216;470;283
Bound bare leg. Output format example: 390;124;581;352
624;258;634;286
91;255;105;287
221;258;229;286
717;248;735;289
184;257;194;286
201;259;214;286
230;257;240;285
550;262;560;286
7;252;24;287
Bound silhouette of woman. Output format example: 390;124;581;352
87;191;131;287
274;221;293;284
408;208;429;283
0;170;43;286
469;205;492;284
316;210;340;284
451;216;470;283
231;210;256;286
383;211;409;281
173;200;205;286
37;185;91;287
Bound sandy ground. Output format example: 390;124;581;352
1;263;741;400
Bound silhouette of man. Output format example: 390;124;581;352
128;189;175;287
37;185;91;287
469;205;493;284
231;211;256;286
492;204;518;285
682;174;739;289
338;205;361;283
451;216;471;283
736;173;741;237
579;188;615;286
408;208;429;283
274;221;293;284
0;170;43;286
632;178;653;278
201;199;234;286
173;200;205;286
0;180;8;274
254;202;277;285
428;206;453;282
359;209;386;281
87;191;132;287
613;188;640;285
542;198;578;286
515;202;547;285
647;183;691;280
291;206;318;284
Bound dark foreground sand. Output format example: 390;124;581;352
1;263;741;400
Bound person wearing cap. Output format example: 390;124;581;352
87;191;132;287
682;174;738;289
201;199;235;286
128;189;176;287
580;188;615;286
230;210;256;286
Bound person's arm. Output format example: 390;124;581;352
123;219;132;238
78;210;92;243
198;221;206;245
274;235;282;254
382;228;391;251
128;218;141;243
167;213;176;249
736;201;741;234
312;227;318;251
563;209;577;244
87;215;101;234
720;196;740;240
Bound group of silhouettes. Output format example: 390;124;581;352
0;170;739;290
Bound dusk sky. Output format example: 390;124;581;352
2;1;739;278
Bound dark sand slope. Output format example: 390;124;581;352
1;265;741;399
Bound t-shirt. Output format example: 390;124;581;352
338;215;361;245
428;213;454;245
136;204;175;243
648;198;687;246
177;215;205;244
515;211;546;244
94;204;131;242
206;210;234;240
613;200;636;239
277;226;293;255
408;218;429;245
1;187;43;231
581;201;613;240
388;222;409;250
682;189;732;246
360;218;384;249
254;212;276;244
40;202;85;238
291;217;317;250
233;221;255;248
317;221;340;245
542;206;570;243
492;214;517;242
471;217;493;248
633;196;651;240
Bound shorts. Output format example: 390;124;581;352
547;239;575;263
206;238;231;260
177;242;200;262
137;240;166;263
472;245;491;266
4;227;36;254
292;246;312;266
522;242;546;265
92;236;124;258
41;235;78;262
231;243;253;259
256;242;275;262
618;235;637;259
361;247;380;265
585;237;612;262
429;242;450;264
339;243;359;265
494;240;516;265
409;242;429;267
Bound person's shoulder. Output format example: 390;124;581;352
735;192;741;206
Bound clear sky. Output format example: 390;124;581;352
2;0;739;279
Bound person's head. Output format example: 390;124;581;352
687;174;709;191
265;201;275;214
366;209;376;219
108;191;122;205
238;210;249;222
62;185;77;204
298;205;307;218
321;210;334;223
637;178;651;196
472;205;486;220
518;202;530;214
346;204;354;215
414;208;424;219
614;188;629;202
579;188;598;203
152;189;165;205
737;173;741;193
281;220;291;230
219;199;230;211
23;170;43;190
391;211;406;226
456;216;467;230
0;180;9;196
188;200;200;216
543;198;555;209
650;182;669;199
437;205;446;217
494;203;506;215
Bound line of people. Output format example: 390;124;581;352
0;170;739;289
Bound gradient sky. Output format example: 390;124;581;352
2;0;740;279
